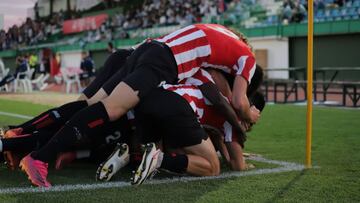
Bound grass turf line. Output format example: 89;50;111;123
0;155;304;194
0;98;359;202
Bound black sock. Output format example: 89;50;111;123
22;100;88;134
1;130;55;152
160;153;188;174
13;109;53;129
1;134;38;152
32;102;110;162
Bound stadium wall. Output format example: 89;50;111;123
91;50;109;70
59;51;82;69
1;57;16;70
250;36;289;79
59;50;108;70
289;33;360;80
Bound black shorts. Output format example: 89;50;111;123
134;88;208;148
82;49;134;98
85;116;133;162
102;41;178;98
88;116;133;148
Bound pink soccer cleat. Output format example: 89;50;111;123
19;154;52;187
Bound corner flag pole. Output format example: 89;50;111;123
306;0;314;168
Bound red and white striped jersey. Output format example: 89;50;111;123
179;68;215;86
163;84;237;142
156;24;256;84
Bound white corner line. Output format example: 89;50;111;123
0;111;33;120
0;156;306;195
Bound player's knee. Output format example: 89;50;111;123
102;100;125;121
106;104;125;121
87;89;108;106
210;157;220;176
200;162;215;176
202;156;220;176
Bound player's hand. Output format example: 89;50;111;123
245;163;255;170
234;121;246;137
249;106;260;124
240;121;252;132
234;128;246;148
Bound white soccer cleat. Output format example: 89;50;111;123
131;143;161;186
96;143;130;181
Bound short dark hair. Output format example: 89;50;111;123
219;64;263;97
247;64;264;97
249;91;266;112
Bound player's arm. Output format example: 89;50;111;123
207;69;232;99
198;82;246;145
232;75;260;124
203;125;230;162
208;125;251;171
225;141;249;171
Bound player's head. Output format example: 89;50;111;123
247;64;264;97
244;91;265;132
220;64;263;96
228;27;253;52
249;91;266;112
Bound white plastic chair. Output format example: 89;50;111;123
0;60;10;79
0;62;10;92
61;68;82;94
0;84;9;92
13;67;34;93
0;68;9;79
31;73;49;91
13;72;30;92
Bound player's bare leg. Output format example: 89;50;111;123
102;82;139;121
183;138;220;176
132;138;220;185
86;88;108;106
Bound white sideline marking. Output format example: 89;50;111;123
0;111;33;120
0;156;305;195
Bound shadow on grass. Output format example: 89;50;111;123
265;169;307;203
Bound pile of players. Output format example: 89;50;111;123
0;23;265;187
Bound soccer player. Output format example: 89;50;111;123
0;115;133;171
5;24;258;141
18;24;261;187
96;67;263;182
206;91;266;171
131;87;265;185
98;68;263;184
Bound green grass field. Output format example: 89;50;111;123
0;98;359;202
